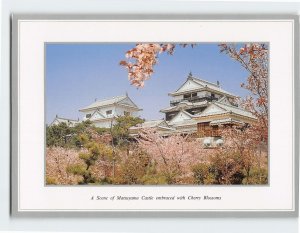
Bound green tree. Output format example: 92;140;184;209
46;122;72;147
67;141;113;184
192;152;245;185
111;115;144;146
117;150;150;184
71;120;93;134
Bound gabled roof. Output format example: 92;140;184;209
168;110;195;125
197;101;256;119
50;116;80;126
214;102;256;119
117;96;141;109
79;95;141;112
130;119;170;130
217;96;231;105
168;75;236;98
129;120;176;136
191;76;220;89
160;100;208;113
90;110;106;120
129;120;176;134
169;118;198;127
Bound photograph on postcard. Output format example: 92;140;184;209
45;43;268;186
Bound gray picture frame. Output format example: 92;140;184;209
11;14;299;217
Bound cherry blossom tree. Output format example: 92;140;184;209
137;129;208;183
120;43;195;87
219;43;268;142
46;147;85;185
219;124;261;184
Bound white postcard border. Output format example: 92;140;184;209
11;15;298;216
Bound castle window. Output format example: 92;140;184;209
183;93;190;99
86;114;91;118
106;110;112;116
183;92;197;99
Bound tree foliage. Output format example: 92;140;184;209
67;141;114;184
111;115;144;146
46;147;84;185
219;43;268;143
46;122;72;147
120;43;175;87
120;43;194;87
136;129;208;184
192;125;268;185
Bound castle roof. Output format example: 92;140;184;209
160;100;208;113
196;101;256;119
79;95;141;112
209;118;244;126
168;75;236;98
129;119;174;132
50;116;80;126
131;119;165;128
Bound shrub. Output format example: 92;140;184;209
117;151;151;184
46;122;72;147
192;163;214;184
242;167;268;185
46;147;84;185
66;140;114;184
46;177;57;185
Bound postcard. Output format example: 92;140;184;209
11;15;298;215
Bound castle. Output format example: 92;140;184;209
50;73;256;146
129;73;256;145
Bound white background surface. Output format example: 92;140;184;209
1;0;299;232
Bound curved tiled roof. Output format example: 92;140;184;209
80;95;127;111
130;119;171;130
197;101;256;119
169;76;237;98
214;102;256;119
79;95;140;111
160;100;208;113
209;118;244;125
50;116;80;126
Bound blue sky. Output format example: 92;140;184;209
46;43;249;124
